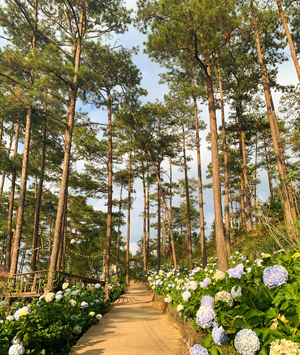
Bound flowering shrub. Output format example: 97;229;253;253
146;251;300;354
0;280;125;355
190;344;209;355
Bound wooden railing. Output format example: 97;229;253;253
5;270;105;300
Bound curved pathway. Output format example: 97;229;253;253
70;282;188;355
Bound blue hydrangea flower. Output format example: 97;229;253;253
200;277;211;288
196;306;216;328
234;329;260;355
263;265;288;289
212;326;228;346
190;344;210;355
227;264;244;279
201;295;215;309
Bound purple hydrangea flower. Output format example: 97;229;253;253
201;295;215;309
227;264;244;279
196;306;216;328
263;265;288;289
212;326;228;346
200;277;211;288
190;344;210;355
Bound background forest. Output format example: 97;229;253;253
0;0;299;286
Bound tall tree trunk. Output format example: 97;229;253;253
124;98;177;269
30;125;46;271
241;128;253;230
47;8;84;290
157;165;161;271
252;8;296;238
116;185;123;279
104;91;113;295
275;0;300;81
191;82;207;267
181;120;192;264
216;60;231;256
142;156;147;277
126;150;132;285
5;122;20;270
263;135;274;198
238;133;247;229
162;210;166;253
254;132;258;224
203;56;229;271
147;172;150;262
0;130;13;195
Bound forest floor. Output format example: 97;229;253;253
69;282;189;355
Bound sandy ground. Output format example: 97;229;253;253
69;282;189;355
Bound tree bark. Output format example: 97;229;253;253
157;165;161;271
47;8;84;290
147;171;150;263
263;135;274;198
116;185;123;279
104;91;113;295
275;0;300;81
216;60;231;256
204;56;229;271
5;122;20;270
30;125;46;271
126;150;132;285
181;120;192;264
142;155;147;277
252;9;296;238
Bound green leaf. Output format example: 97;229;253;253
204;333;213;348
209;345;219;355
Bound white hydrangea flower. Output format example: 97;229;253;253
8;344;25;355
214;270;226;281
231;285;242;299
96;314;102;321
62;282;69;290
234;329;260;355
189;281;198;291
177;305;184;312
14;306;30;320
69;300;77;307
45;292;55;303
182;291;192;302
94;283;101;289
89;311;95;316
81;301;88;309
55;295;63;300
269;339;300;355
6;315;14;321
73;325;82;335
165;296;172;303
215;291;234;308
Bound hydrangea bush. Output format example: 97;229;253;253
146;251;300;355
0;280;126;355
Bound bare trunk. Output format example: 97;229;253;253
204;56;229;271
238;134;247;229
142;156;147;276
275;0;300;81
116;186;123;279
162;210;166;253
126;150;132;284
263;135;274;198
30;125;46;271
181;120;192;264
157;167;161;271
5;122;20;270
104;92;113;295
216;60;231;256
252;9;296;237
147;172;150;262
47;8;84;290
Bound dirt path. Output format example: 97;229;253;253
70;282;189;355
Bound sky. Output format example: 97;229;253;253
0;0;299;256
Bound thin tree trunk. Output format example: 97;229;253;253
116;185;123;279
275;0;300;81
157;165;161;271
254;132;258;224
238;131;247;229
30;125;46;271
181;120;192;264
204;56;229;271
191;82;207;267
251;8;296;238
263;135;274;198
241;128;253;230
47;8;84;290
162;210;166;253
5;122;20;271
104;91;113;294
147;172;150;262
0;130;13;195
216;60;231;256
126;150;132;285
142;156;147;277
